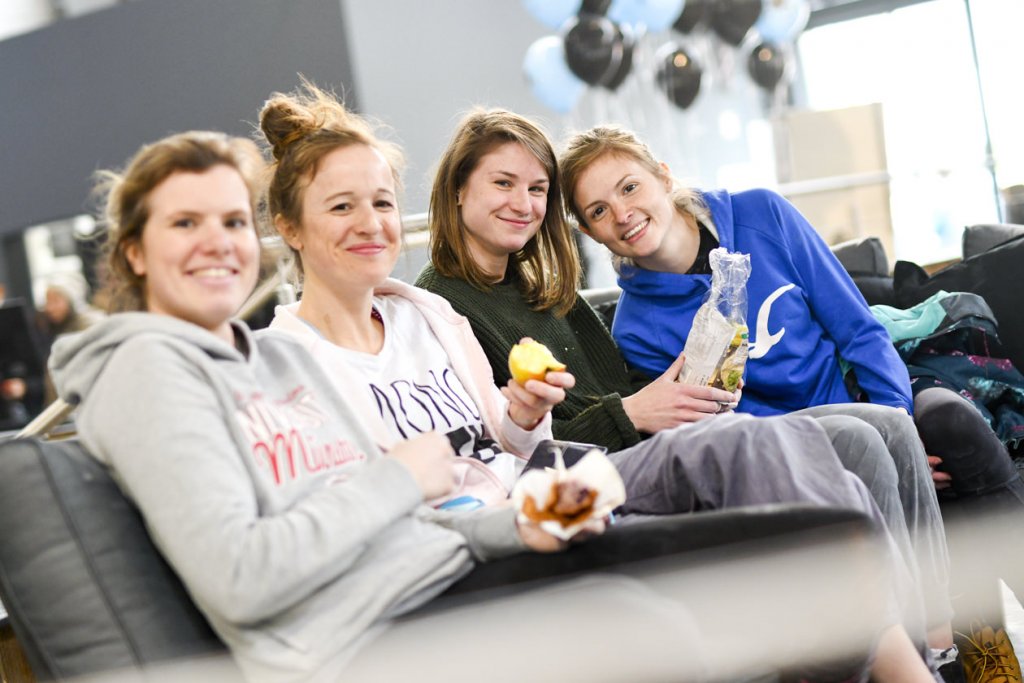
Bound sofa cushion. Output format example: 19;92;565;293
962;223;1024;259
829;236;890;277
827;237;897;306
0;438;231;681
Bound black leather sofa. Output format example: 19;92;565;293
0;434;887;682
13;245;979;681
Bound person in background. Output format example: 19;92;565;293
0;281;26;429
0;281;46;429
415;107;943;680
36;271;104;406
37;271;104;352
0;361;30;432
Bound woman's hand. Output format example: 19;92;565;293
387;432;456;501
0;377;26;400
502;363;577;431
516;519;567;553
719;378;743;414
622;352;738;433
927;455;953;491
515;517;606;553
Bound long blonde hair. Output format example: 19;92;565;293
428;109;581;317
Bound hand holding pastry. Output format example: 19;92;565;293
512;449;625;542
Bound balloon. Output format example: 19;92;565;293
755;0;810;44
657;45;703;110
579;0;612;16
710;0;762;46
747;41;786;91
603;26;635;90
521;0;581;29
563;15;630;87
673;0;708;33
608;0;686;33
523;36;587;113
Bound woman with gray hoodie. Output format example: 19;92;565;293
48;130;700;683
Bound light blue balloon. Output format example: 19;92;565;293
608;0;686;33
521;0;581;30
755;0;809;44
522;36;586;114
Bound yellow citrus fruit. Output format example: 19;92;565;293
508;340;566;384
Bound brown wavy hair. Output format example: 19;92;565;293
95;131;265;312
428;109;581;317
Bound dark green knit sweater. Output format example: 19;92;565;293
416;264;648;451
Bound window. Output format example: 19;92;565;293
797;0;1022;264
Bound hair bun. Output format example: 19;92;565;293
259;96;317;162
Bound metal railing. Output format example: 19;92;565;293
14;213;432;441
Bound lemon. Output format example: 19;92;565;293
508;340;566;384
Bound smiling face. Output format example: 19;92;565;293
457;141;549;279
283;144;400;298
573;152;686;268
125;165;259;344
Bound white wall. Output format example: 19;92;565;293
341;1;560;215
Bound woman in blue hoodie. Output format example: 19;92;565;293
559;124;960;653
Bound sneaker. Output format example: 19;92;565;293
957;622;1022;683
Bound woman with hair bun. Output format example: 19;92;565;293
261;83;573;510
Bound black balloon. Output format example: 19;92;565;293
564;15;629;87
748;42;786;91
657;46;703;110
603;26;634;91
673;0;708;34
579;0;611;17
710;0;761;46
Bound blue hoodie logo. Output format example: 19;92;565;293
748;284;796;359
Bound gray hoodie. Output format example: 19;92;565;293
49;313;525;682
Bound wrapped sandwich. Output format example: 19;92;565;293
677;248;751;392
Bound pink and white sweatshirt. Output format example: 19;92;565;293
268;278;552;505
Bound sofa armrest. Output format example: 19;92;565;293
0;438;232;681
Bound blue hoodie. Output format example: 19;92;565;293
612;188;913;416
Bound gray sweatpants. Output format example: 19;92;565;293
609;413;919;627
795;403;953;629
613;412;891;516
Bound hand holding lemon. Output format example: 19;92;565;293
508;339;566;385
502;339;574;431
